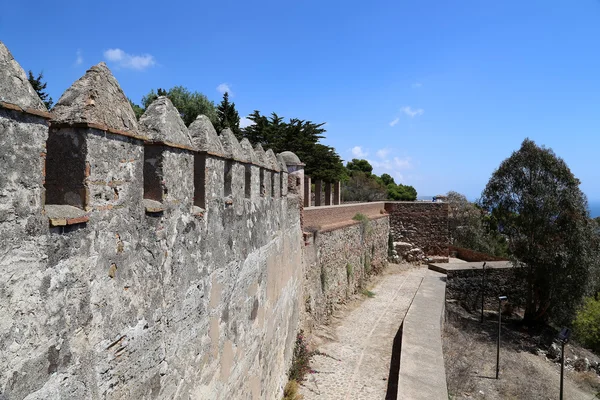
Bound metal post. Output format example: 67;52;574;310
481;262;487;323
560;341;565;400
496;295;506;379
496;299;501;379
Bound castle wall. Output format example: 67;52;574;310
0;62;302;400
302;208;389;330
385;202;449;256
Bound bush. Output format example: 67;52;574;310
288;331;312;382
573;296;600;353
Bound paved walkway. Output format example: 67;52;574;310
299;266;426;400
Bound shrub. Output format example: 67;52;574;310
362;289;375;298
346;263;353;284
352;212;368;222
288;330;312;382
283;380;303;400
573;296;600;353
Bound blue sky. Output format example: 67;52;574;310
2;1;599;203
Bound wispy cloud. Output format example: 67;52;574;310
369;155;413;183
74;49;83;66
411;82;422;88
103;48;156;70
376;148;391;159
351;146;369;158
240;117;254;129
217;83;232;96
389;117;400;127
401;106;424;117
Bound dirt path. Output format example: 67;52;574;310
299;265;426;400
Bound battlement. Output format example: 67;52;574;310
0;41;300;231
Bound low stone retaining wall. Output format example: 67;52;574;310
430;261;525;312
398;272;448;399
303;202;387;231
302;214;389;330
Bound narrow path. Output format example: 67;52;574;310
300;265;426;400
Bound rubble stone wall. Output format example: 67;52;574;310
385;202;449;256
302;215;389;330
0;42;300;400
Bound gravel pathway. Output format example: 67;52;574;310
300;266;426;400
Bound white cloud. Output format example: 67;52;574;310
103;48;156;70
217;83;232;96
376;148;391;159
389;117;400;127
394;157;411;169
240;117;254;129
75;49;83;66
351;146;369;158
411;82;422;88
401;106;424;117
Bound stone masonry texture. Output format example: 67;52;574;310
0;40;452;400
385;202;450;256
0;42;303;400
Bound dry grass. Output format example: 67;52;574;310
283;380;303;400
443;302;600;399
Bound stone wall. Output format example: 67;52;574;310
385;202;449;256
445;266;526;312
302;213;389;330
303;202;387;231
0;42;301;400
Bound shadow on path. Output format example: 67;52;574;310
385;322;403;400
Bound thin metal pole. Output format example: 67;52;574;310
481;262;487;323
560;341;565;400
496;299;501;379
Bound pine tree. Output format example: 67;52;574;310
27;70;53;109
216;92;241;138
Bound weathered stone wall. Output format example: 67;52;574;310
385;202;449;256
302;215;389;330
0;42;301;400
446;267;526;312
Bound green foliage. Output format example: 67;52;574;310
128;98;145;120
481;138;598;325
241;111;345;182
288;330;312;383
362;289;375;298
142;86;217;126
447;191;508;258
215;92;241;137
342;171;387;202
342;159;417;202
573;296;600;353
282;380;303;400
320;266;327;293
346;263;353;284
346;159;373;175
352;213;369;222
27;70;53;109
387;183;417;201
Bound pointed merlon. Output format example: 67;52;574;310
253;144;268;168
188;114;225;156
52;62;139;134
240;138;259;165
265;149;281;172
276;153;288;172
139;96;193;148
218;128;245;162
0;41;47;111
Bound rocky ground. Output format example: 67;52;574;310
443;302;600;399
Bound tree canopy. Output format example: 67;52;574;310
140;86;217;126
215;92;240;137
481;138;598;324
241;111;346;182
27;70;53;109
341;159;417;202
